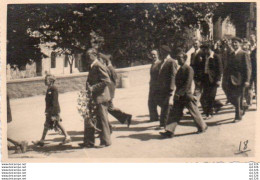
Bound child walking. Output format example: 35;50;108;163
33;74;71;146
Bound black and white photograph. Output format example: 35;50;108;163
1;1;259;161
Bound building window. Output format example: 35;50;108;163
51;52;56;68
64;55;69;67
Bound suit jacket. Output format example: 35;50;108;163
45;85;60;115
149;60;161;93
105;64;118;99
227;49;251;86
190;49;201;67
87;60;111;104
175;64;194;97
202;53;222;84
192;51;204;81
157;58;178;95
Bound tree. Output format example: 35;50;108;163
7;5;47;69
8;3;221;70
213;2;255;38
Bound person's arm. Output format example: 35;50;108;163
169;61;177;93
215;54;222;83
51;87;60;115
243;53;251;86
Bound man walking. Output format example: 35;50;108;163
225;37;251;121
199;45;222;119
160;51;207;138
148;49;162;122
80;48;112;148
190;40;202;101
155;45;178;129
98;52;132;127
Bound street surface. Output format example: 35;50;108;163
7;83;256;159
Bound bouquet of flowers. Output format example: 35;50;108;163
77;83;101;133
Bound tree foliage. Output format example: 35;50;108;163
7;5;47;69
8;3;222;69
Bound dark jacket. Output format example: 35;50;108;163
190;49;201;67
202;53;222;84
45;85;60;115
149;60;161;92
227;49;251;86
175;64;194;97
191;51;204;81
157;58;178;95
87;60;111;104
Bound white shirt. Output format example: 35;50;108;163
90;59;99;69
205;51;214;74
194;48;200;55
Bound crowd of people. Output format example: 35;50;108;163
7;35;257;151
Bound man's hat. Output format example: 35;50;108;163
232;37;242;43
160;45;171;53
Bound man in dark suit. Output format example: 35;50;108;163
199;45;222;119
155;45;178;128
81;48;112;148
225;37;251;121
98;52;132;127
148;49;162;122
190;40;202;101
160;51;207;138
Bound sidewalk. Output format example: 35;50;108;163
7;84;256;159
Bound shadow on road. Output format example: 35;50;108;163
117;133;161;141
113;125;157;132
178;118;234;128
110;119;144;125
28;144;83;154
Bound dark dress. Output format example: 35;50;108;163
44;85;61;129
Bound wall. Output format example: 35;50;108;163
7;64;151;99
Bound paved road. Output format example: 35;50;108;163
7;84;256;159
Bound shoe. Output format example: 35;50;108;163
126;115;132;127
96;144;110;148
60;137;71;145
78;143;95;148
233;117;242;123
197;126;208;134
201;111;207;115
205;115;213;120
32;140;44;147
19;141;28;153
159;131;173;138
214;106;222;113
